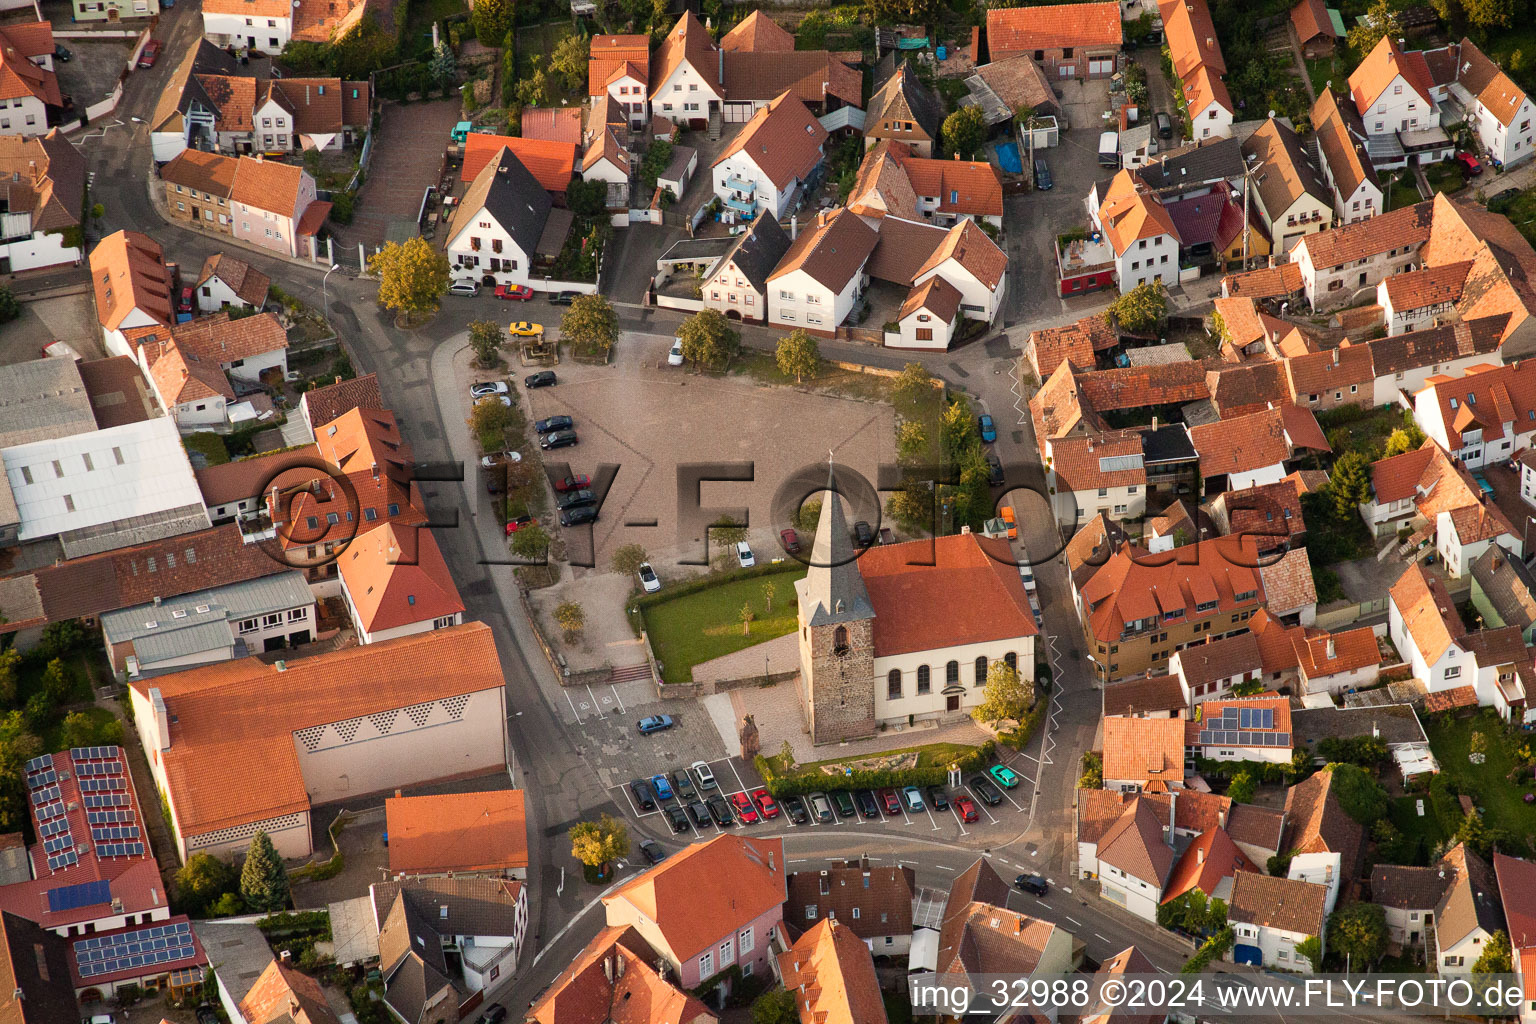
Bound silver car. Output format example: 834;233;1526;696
808;792;834;823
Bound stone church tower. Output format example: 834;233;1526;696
793;465;877;745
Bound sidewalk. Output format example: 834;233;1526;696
142;172;340;277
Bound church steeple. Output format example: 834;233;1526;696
799;461;873;627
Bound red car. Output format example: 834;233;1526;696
495;284;534;301
1454;151;1483;176
780;528;800;554
177;286;195;315
553;474;591;493
954;795;978;823
137;39;160;67
505;515;537;536
729;792;758;824
751;788;779;819
878;788;901;815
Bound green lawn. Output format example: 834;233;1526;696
1377;782;1459;866
516;21;581;94
643;568;808;683
1495;187;1536;249
1383;172;1423;213
1424;710;1536;850
1425;161;1466;196
1305;55;1352;96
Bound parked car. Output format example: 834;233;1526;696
989;764;1021;789
554;474;591;492
504;515;536;536
449;279;480;297
629;779;656;811
639;839;666;864
495;284;533;301
1455;151;1484;175
853;520;874;547
1033;157;1053;190
670;768;696;800
687;800;711;827
471;380;509;399
752;788;780;818
476;1007;508;1024
1020;564;1036;591
541;430;579;450
926;786;949;811
706;795;734;826
878;788;901;815
480;450;520;468
638;562;660;593
137;39;161;67
735;540;755;567
665;805;690;833
879;526;894;545
691;760;718;790
637;715;674;734
535;414;574;434
509;321;544;337
524;370;557;388
556;488;596;511
901;786;925;812
1156;111;1173;138
978;414;997;443
550;290;579;305
178;286;195;315
808;792;835;823
729;792;758;824
478;395;512;408
668;338;685;366
780;528;801;553
53;44;71;62
831;790;857;819
970;775;1004;805
559;506;597;527
1015;874;1049;896
855;789;881;819
650;774;673;800
954;794;979;823
1000;506;1017;539
781;794;810;825
986;452;1004;487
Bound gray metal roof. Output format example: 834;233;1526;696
451;147;553;263
190;921;274;1008
130;620;237;667
658;235;736;265
0;358;96;449
101;569;312;646
707;212;792;294
796;464;874;626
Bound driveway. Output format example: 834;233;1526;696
0;293;101;364
332;98;462;260
54;39;134;113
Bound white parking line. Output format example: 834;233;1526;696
584;684;604;718
563;689;583;722
609;684;626;714
935;864;954;871
921;798;941;832
994;782;1027;811
721;757;750;796
949;803;972;836
1034;900;1049;910
963;786;1002;824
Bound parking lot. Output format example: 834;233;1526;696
54;39;134;113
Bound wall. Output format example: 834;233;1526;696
447;214;530;289
1;228;78;272
1288;851;1341;914
1098;861;1161;922
0;96;47;138
893;308;956;349
203;11;291;50
225;346;286;383
873;637;1034;725
769;267;858;336
712;151;786;222
1190;100;1234;141
915;261;1005;324
1359;79;1432;136
198;276;259;312
1116;233;1178;292
1232;920;1315;972
702;256;766;322
1298;236;1422;309
653;58;723;125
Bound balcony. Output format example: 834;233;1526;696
724;175;755;194
723;194;758;215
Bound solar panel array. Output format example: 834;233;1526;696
74;920;197;979
80;777;126;793
97;842;145;859
1196;704;1287;747
39;817;69;839
91;826;140;842
47;850;78;871
76;760;123;777
46;879;112;914
70;746;123;762
31;784;60;807
88;810;134;825
84;793;130;809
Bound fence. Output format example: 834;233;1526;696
56;24;151;133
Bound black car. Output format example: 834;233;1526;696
557;488;596;510
629;778;656;811
985;452;1004;487
855;789;881;819
53;44;71;62
196;1006;219;1024
639;839;667;865
706;794;734;826
541;429;579;450
550;290;579;305
535;414;574;434
687;800;711;827
477;1006;508;1024
781;794;810;825
831;790;857;819
559;505;598;527
670;768;697;800
852;520;874;547
969;775;1004;806
524;370;557;388
926;786;949;811
1033;157;1053;191
1015;873;1049;896
664;805;690;833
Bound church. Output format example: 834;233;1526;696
793;468;1039;745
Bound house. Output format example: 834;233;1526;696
850;141;1005;229
71;0;152;22
1084;947;1167;1024
1186;695;1294;763
528;925;717;1024
1364;316;1506;407
582;128;630;206
1046;429;1148;525
1077;535;1266;682
196;446;317;525
650;12;724;129
893;276;963;351
1434;843;1503;973
864;63;943;157
0;130;83;271
1162;827;1256;905
1349;36;1439;140
778;918;888;1024
1284;343;1375;411
1206;478;1308;552
602;834;786;993
460;133;576;195
128;622;510;861
1188;403;1330;492
337;524;464;644
1293;704;1435;786
1027;315;1118;379
372;877;527;1018
1227;872;1328;972
298;372;383;435
588;34;651;126
1169;631;1263;704
720;10;795;53
699;212;791;324
229;156;327;260
1088;170;1180;293
1101;717;1187;791
1443;38;1535;170
985;3;1122;78
248;78;370;154
1087;796;1176;920
0;22;60;138
711;92;827;224
1470;547;1536;643
196;253;270;313
202;0;297;51
1291;201;1433;309
160;149;238;239
1240;118;1334;252
965;54;1061;130
766;208;878;338
1364;441;1519;575
1390;559;1483;698
1413;361;1536;469
1159;0;1233;140
1311;90;1382;225
1493;852;1536;1014
1283;766;1365;912
1102;672;1188;719
1147;498;1200;552
384;790;526;880
931;857;1073;978
520;106;584;146
139;309;289;386
912;219;1008;325
0;911;79;1022
786;861;914;955
445;147;565;292
90;231;173;359
1291;0;1340;57
69;914;207;1000
719;48;863;120
1248;610;1380;696
1227;802;1287;867
1221;261;1304;300
1371;862;1453;946
237;960;341;1024
1379;262;1472;335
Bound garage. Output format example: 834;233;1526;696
1089;57;1115;76
1233;944;1263;966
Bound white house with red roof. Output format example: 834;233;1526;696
985;3;1122;78
337;523;465;644
1494;852;1536;1022
912;219;1009;325
1086;797;1174;922
710;91;827;223
1348;36;1439;140
649;13;723;128
1411;361;1536;470
1186;695;1293;763
1087;170;1181;294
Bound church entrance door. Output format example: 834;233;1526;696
945;694;960;712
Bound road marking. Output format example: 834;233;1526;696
935;864;954;871
1063;915;1081;927
949;803;971;836
921;799;941;832
609;684;626;714
1034;900;1049;909
963;786;1001;824
789;858;809;864
722;757;750;796
584;684;604;718
1095;933;1109;942
563;689;583;722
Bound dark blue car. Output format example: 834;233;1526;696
637;714;675;735
978;414;997;443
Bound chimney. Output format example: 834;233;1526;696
1326;636;1335;659
334;375;342;385
1332;348;1340;366
604;956;614;983
1152;415;1159;430
1168;791;1177;848
149;687;171;752
1197;845;1205;864
616;955;625;977
153;595;161;606
791;214;797;240
768;851;775;871
279;949;292;962
394;789;402;797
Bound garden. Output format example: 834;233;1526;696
632;563;807;683
1420;709;1536;855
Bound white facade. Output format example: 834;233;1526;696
1439;925;1493;974
584;150;630;188
893;301;957;349
1288;852;1342;915
1379;283;1457;336
339;570;465;645
1231;918;1319;973
712;149;799;222
159;388;229;432
1293;233;1422;309
652;58;722;125
702;256;766;322
874;639;1034;726
1198;741;1291;764
202;10;292;51
1062;483;1146;525
1469;93;1534;168
1261;193;1333;255
0;96;47;138
915;259;1006;325
0;224;78;272
601;69;649;126
1115;232;1179;293
1359;78;1435;136
1190;100;1234;141
1226;461;1287;492
197;273;261;312
1388;594;1469;694
1413;393;1536;471
223;345;287;384
1370;349;1492;407
769;266;862;335
1098;859;1163;922
446;210;534;290
252;97;294;153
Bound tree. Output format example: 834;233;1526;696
891;362;935;409
550;32;589;93
40;619;85;658
468;396;515;450
775;329;821;382
90;202;105;223
1328;903;1387;969
511;523;549;561
1473;929;1513;974
473;0;513;47
0;712;41;831
740;601;755;635
939;399;980;465
514;57;551;109
1346;0;1401;58
711;514;749;551
1463;0;1514;27
468;318;503;367
750;989;799;1024
554;601;585;642
1078;751;1103;789
239;831;290;913
611;543;649;577
796;499;822;533
370;237;450;324
40;658;72;705
60;712;124;751
560;295;618;358
1327;763;1388;826
897;421;930;461
567;178;608;218
1383;423;1426;457
941;105;985;160
761;580;776;613
1455;809;1510;858
1294;935;1324;972
975;660;1033;725
175;853;239;916
428;42;456;87
569;813;629;878
1231;677;1264;697
1109;281;1168;334
1226;770;1257;804
677;308;740;369
0;648;18;705
0;286;17;324
1329;451;1373;521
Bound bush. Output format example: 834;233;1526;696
627;560;804;615
754;741;997;797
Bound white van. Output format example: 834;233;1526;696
1098;131;1120;168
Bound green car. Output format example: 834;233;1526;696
989;764;1021;789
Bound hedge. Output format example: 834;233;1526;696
755;740;996;798
1182;926;1234;974
1195;754;1310;786
998;701;1047;751
627;559;805;615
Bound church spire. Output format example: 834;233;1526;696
800;459;873;626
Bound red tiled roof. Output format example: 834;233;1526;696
1390;561;1465;666
1420;360;1536;450
777;918;888;1024
461;133;576;191
587;34;650;97
520;106;584;145
1102;717;1187;785
721;10;795;53
1290;0;1338;44
529;925;714;1024
1051;429;1147;493
915;218;1008;291
650;11;718;101
1029;314;1117;378
987;3;1122;56
197;446;320;507
385;790;526;875
1222;262;1303;299
712;91;827;192
1080;536;1266;645
89;230;172;333
1349;36;1434;112
1425;684;1479;711
1296;201;1433;270
900;156;1004;218
1163;827;1254;903
338;523;464;634
1493;851;1536;949
1284;343;1374;402
1189;404;1329;478
1383;261;1472;311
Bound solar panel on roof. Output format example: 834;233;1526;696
25;768;56;790
39;818;69;839
46;878;112;914
30;784;60;806
42;835;71;854
1239;708;1251;729
1276;732;1289;746
73;920;198;979
23;754;53;773
1262;708;1274;729
46;850;77;871
37;801;64;821
83;793;129;809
